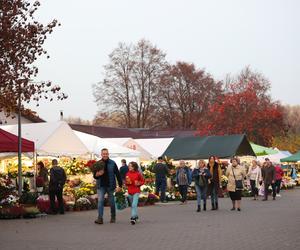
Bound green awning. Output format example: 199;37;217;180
163;134;255;160
250;143;278;156
280;151;300;162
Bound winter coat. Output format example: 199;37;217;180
226;165;246;192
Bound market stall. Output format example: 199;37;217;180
163;134;256;160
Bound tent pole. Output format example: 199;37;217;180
17;83;22;196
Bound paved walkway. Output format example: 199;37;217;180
1;189;300;250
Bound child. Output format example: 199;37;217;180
125;161;145;225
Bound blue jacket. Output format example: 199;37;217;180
93;159;122;190
192;168;211;186
176;167;192;185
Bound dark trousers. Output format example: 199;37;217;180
275;179;282;194
250;180;258;196
209;183;218;206
178;185;188;203
264;183;276;200
155;177;167;202
49;188;64;214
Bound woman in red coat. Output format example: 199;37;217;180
125;162;145;225
274;164;284;197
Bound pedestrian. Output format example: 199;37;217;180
290;165;297;180
153;156;169;203
247;160;262;200
274;164;284;197
125;161;145;225
176;160;192;205
261;158;276;201
226;157;246;211
94;148;122;224
207;156;222;210
192;160;211;212
49;159;66;215
37;161;49;186
119;159;129;184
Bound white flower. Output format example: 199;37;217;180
175;184;179;188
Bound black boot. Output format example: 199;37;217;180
216;202;219;210
211;203;216;210
203;203;206;211
197;205;201;212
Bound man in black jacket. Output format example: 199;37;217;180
49;159;66;214
153;157;169;203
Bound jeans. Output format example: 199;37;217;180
275;180;282;194
264;183;276;199
178;185;188;202
97;187;116;218
195;185;207;206
210;183;218;206
128;193;140;219
250;180;258;196
49;188;64;214
155;177;167;202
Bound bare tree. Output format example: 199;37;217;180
93;39;168;128
157;62;222;129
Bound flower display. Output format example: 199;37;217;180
140;184;155;193
0;194;18;207
62;159;90;176
74;183;96;199
166;192;176;201
75;197;91;210
147;193;159;205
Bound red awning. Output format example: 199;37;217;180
0;128;34;153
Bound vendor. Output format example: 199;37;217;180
37;161;49;185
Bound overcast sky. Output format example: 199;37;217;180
29;0;300;122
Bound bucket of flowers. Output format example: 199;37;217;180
0;194;23;219
75;197;91;211
115;189;128;210
146;193;159;205
138;194;148;207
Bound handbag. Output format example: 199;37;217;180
232;167;243;190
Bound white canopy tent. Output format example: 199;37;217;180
106;137;152;161
257;150;292;164
74;131;141;165
135;138;174;159
0;121;89;157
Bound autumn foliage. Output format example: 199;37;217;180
197;71;286;146
0;0;67;114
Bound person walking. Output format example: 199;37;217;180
153;157;169;203
176;160;192;205
192;160;211;212
226;157;246;211
208;156;222;210
49;159;66;215
119;159;129;184
261;158;276;201
94;148;122;224
274;164;284;197
125;161;145;225
247;160;262;200
290;165;297;180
